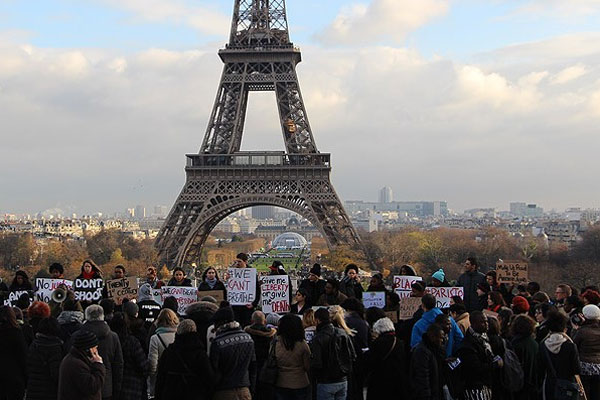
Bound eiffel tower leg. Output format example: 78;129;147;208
276;79;317;154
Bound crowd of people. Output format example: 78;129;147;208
0;255;599;400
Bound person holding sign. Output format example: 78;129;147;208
198;267;227;295
77;260;103;281
167;267;192;287
49;263;65;279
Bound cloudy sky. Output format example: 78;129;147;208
1;0;600;215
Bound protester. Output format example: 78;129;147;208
155;319;216;400
511;295;530;315
399;264;418;276
486;291;506;313
554;284;572;307
340;299;369;400
366;273;387;292
290;288;309;315
485;271;512;304
274;314;311;400
58;329;105;400
231;253;261;327
457;257;487;312
28;300;52;335
410;323;445;400
411;294;463;357
317;278;348;306
167;266;193;287
581;289;600;306
457;311;499;400
78;304;123;400
145;266;164;289
411;281;427;298
76;259;102;280
573;304;600;399
184;300;218;349
526;281;541;297
539;311;582;400
431;269;450;288
476;283;490;311
299;263;326;307
57;297;84;345
338;264;363;300
302;308;317;344
110;312;149;400
245;311;276;398
0;306;28;400
209;306;257;400
510;314;540;400
366;317;406;400
137;283;162;328
26;316;64;400
198;266;227;293
449;303;470;335
310;307;356;400
99;298;115;324
148;308;179;398
9;270;34;291
534;303;554;343
487;317;511;400
49;263;65;279
497;307;514;340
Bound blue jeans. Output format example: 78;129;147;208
316;381;347;400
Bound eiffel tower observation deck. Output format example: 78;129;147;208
156;0;362;267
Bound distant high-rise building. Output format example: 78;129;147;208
126;208;135;219
252;206;275;220
510;202;543;218
134;205;146;220
379;187;393;203
153;205;169;217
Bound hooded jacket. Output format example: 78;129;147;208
539;333;581;400
573;320;600;364
410;335;444;400
58;347;105;400
299;278;326;307
78;320;123;399
411;308;464;357
148;326;177;397
185;301;218;349
26;333;65;400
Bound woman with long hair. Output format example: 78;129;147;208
274;314;311;400
197;267;227;294
167;267;192;287
302;309;317;344
487;291;506;313
329;305;355;337
148;308;179;398
76;259;102;280
290;288;309;315
9;270;33;291
0;306;28;400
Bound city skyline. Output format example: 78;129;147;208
2;1;600;214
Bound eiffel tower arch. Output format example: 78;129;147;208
156;0;362;267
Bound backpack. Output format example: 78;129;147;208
327;328;356;377
501;340;525;392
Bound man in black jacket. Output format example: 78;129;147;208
457;257;487;312
311;308;356;400
299;263;327;307
410;323;446;400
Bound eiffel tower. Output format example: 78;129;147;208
156;0;361;267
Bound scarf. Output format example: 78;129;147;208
82;270;96;279
216;321;241;335
205;277;218;289
469;327;494;357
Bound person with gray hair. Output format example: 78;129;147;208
155;319;217;400
366;317;406;399
77;304;123;400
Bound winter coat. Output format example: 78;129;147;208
0;326;28;399
457;270;487;312
210;322;257;391
244;324;277;371
185;301;218;349
166;277;193;287
310;322;356;384
339;276;364;300
456;330;494;390
138;300;161;328
148;326;177;396
511;334;540;400
155;333;217;400
367;333;407;400
539;333;581;400
58;347;105;400
274;340;311;389
128;317;149;355
410;337;444;400
573;320;600;364
298;278;326;307
317;291;348;306
118;334;149;400
454;312;471;336
536;320;551;343
26;333;65;400
411;308;464;357
290;302;309;315
198;280;227;294
57;311;84;351
77;320;124;399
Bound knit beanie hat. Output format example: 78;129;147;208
270;261;284;271
177;319;197;335
583;304;600;321
213;306;235;324
123;301;139;318
432;269;445;283
310;264;322;276
72;329;99;351
512;296;530;313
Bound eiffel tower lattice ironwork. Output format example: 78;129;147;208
156;0;362;267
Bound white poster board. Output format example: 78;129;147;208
260;275;290;314
226;268;257;306
393;275;423;298
35;278;73;303
161;286;198;314
362;292;386;309
427;287;464;308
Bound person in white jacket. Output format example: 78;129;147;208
147;308;179;397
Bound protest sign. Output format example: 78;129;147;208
393;275;423;298
362;292;386;309
150;288;164;305
261;275;290;314
35;278;73;303
161;286;198;314
483;309;499;320
496;261;528;285
398;297;422;320
200;290;225;303
3;290;34;307
226;268;257;306
426;287;464;308
106;277;138;305
73;278;104;302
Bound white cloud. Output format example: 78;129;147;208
316;0;449;45
517;0;600;16
550;64;588;84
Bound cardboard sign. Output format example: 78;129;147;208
398;297;422;320
199;290;225;303
393;275;423;298
226;268;257;306
106;277;138;305
362;292;386;309
73;278;104;302
427;287;464;308
3;290;34;307
483;309;499;320
261;275;290;314
35;278;73;303
496;261;528;285
161;286;198;314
